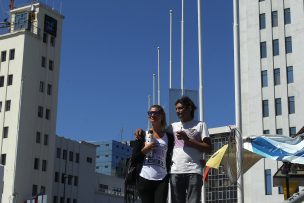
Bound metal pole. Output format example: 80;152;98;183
181;0;184;96
169;9;173;89
233;0;244;202
197;0;205;202
148;95;151;130
157;47;161;105
153;74;156;105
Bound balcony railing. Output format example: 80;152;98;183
0;20;40;37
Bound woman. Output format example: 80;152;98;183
131;105;174;203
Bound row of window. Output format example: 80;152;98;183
38;106;51;120
53;196;77;203
32;184;46;196
34;158;47;171
41;56;54;71
259;8;291;30
36;132;49;145
0;100;11;112
56;148;80;163
1;49;15;62
54;171;79;186
39;81;52;95
262;96;295;117
261;66;293;87
0;75;13;87
260;37;292;58
263;127;297;137
43;32;56;47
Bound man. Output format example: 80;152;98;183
168;96;211;203
135;96;211;203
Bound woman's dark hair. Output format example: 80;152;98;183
149;104;167;130
175;96;197;118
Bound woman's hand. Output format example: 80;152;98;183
141;142;155;155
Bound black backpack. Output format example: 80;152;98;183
124;157;138;203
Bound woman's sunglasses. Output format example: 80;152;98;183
147;110;161;117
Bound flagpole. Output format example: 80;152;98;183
157;47;161;105
233;0;244;202
169;9;173;89
153;73;156;105
197;0;205;202
181;0;184;96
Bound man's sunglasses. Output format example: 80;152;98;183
147;110;161;116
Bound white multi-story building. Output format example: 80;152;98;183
0;2;63;202
53;136;97;203
239;0;304;202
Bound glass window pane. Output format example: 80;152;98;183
263;100;269;117
284;8;291;25
261;42;267;58
288;96;295;114
287;66;294;84
272;11;278;27
260;13;266;29
285;37;292;54
273;39;279;56
261;70;268;87
265;169;272;195
274;68;280;85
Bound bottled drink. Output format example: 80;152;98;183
145;130;153;157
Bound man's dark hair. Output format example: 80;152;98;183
175;96;197;118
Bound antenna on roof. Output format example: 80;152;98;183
9;0;14;10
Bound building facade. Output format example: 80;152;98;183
239;0;304;202
93;140;132;178
0;2;63;202
53;136;97;203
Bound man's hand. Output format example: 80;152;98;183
134;128;145;140
176;130;190;141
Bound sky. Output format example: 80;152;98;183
1;0;235;141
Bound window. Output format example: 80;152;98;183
76;153;80;163
44;134;49;145
46;109;51;120
284;8;291;25
69;151;74;162
42;160;47;171
34;158;39;170
55;172;59;182
276;129;283;135
288;96;295;114
56;148;61;158
41;56;46;67
5;100;11;111
9;49;15;60
3;127;8;138
43;33;48;43
47;84;52;95
1;154;6;165
7;75;13;86
50;36;55;47
68;175;73;185
0;76;4;87
74;176;78;186
49;60;53;71
86;157;92;163
271;11;278;27
32;184;38;196
60;197;64;203
260;13;266;29
39;81;45;92
1;51;6;62
40;186;46;194
263;130;270;134
15;12;29;30
261;70;268;87
275;98;282;116
262;100;269;117
290;127;296;137
287;66;294;84
63;150;67;160
53;196;58;203
61;173;66;183
273;39;279;56
0;101;2;112
265;169;272;195
278;186;284;194
260;42;267;58
285;37;292;54
274;68;280;85
38;106;44;117
36;131;41;143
